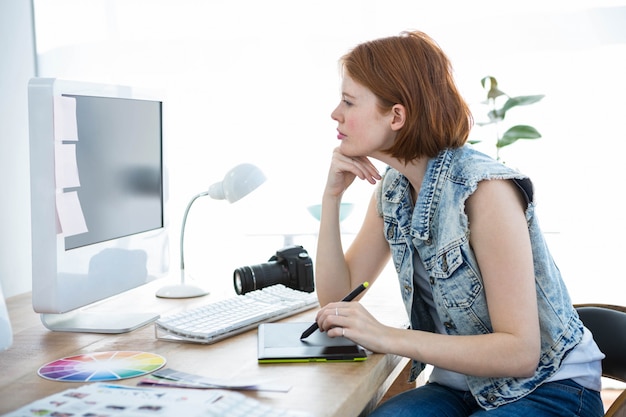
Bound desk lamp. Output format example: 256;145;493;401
156;163;266;298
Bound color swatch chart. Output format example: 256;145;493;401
38;350;166;382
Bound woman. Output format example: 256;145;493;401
314;30;604;416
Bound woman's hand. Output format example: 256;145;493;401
315;301;392;354
324;147;381;198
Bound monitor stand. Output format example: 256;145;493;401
40;310;159;334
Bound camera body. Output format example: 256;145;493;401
233;245;314;295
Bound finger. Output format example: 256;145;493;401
315;305;338;331
318;306;345;333
326;326;346;339
348;157;381;184
331;150;376;179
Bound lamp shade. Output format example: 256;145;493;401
208;163;266;203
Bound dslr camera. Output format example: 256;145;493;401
233;245;314;295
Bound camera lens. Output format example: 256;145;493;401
232;262;289;295
233;270;244;295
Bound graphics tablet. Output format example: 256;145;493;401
257;322;367;363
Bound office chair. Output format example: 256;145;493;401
575;304;626;417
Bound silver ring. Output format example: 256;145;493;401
335;307;339;316
342;328;345;337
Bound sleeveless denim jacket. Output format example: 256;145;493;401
376;146;583;410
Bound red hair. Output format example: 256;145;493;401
341;31;472;161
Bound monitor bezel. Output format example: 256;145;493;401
28;78;169;325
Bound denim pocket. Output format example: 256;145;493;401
430;245;482;310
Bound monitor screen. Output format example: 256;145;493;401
28;78;169;333
63;95;163;251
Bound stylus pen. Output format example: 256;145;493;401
299;281;369;340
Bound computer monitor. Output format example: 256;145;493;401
28;78;169;333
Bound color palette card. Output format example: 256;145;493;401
38;351;166;382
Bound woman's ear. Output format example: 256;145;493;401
390;104;406;131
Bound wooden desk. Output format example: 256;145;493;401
0;277;410;416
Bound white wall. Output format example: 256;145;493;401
0;2;36;297
3;1;626;304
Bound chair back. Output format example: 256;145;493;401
576;304;626;383
575;304;626;417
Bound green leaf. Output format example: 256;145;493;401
497;125;542;148
481;76;507;100
501;94;545;113
480;76;496;89
487;109;505;122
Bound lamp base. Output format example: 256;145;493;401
155;283;209;299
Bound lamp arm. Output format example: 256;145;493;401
179;191;209;284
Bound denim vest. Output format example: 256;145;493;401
376;146;583;410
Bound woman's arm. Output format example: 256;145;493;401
314;149;386;306
318;178;541;378
316;193;391;306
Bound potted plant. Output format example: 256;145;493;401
473;76;545;161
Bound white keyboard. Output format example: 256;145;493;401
155;284;319;343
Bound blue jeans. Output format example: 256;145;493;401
369;379;604;417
